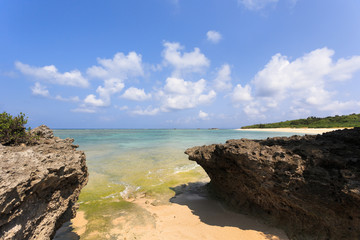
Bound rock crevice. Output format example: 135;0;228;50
0;125;88;240
185;128;360;240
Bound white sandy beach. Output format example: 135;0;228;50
236;128;348;134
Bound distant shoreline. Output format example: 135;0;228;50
235;128;349;134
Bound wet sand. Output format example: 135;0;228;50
236;128;347;134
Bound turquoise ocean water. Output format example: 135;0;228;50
53;129;303;239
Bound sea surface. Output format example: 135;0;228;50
53;129;302;239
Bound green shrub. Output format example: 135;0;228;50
0;112;33;145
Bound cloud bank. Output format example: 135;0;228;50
233;47;360;117
16;43;360;123
16;62;88;88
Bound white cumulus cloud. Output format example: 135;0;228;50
121;87;151;101
16;62;89;88
253;48;333;99
243;102;267;118
207;30;222;44
87;52;144;80
96;78;125;103
198;110;209;120
162;42;210;77
232;84;253;103
252;48;360;108
82;78;125;109
84;94;107;107
159;77;216;111
79;52;144;112
240;47;360;117
31;82;50;97
213;64;232;91
329;55;360;81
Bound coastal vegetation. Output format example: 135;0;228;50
241;113;360;129
0;111;33;145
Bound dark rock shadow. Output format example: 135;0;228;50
53;221;80;240
169;182;289;240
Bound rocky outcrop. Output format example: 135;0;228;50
185;128;360;240
0;125;88;240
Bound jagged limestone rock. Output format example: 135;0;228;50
0;125;88;240
30;125;54;139
186;128;360;240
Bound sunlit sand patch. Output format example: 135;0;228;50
71;211;88;236
109;193;290;240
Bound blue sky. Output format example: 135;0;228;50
1;0;360;128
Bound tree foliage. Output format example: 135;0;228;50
242;113;360;129
0;112;33;145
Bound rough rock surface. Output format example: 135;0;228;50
30;125;54;139
0;125;88;240
185;128;360;240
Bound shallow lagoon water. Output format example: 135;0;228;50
53;129;302;239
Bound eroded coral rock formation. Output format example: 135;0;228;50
185;128;360;240
0;125;88;240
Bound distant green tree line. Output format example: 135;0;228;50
241;113;360;129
